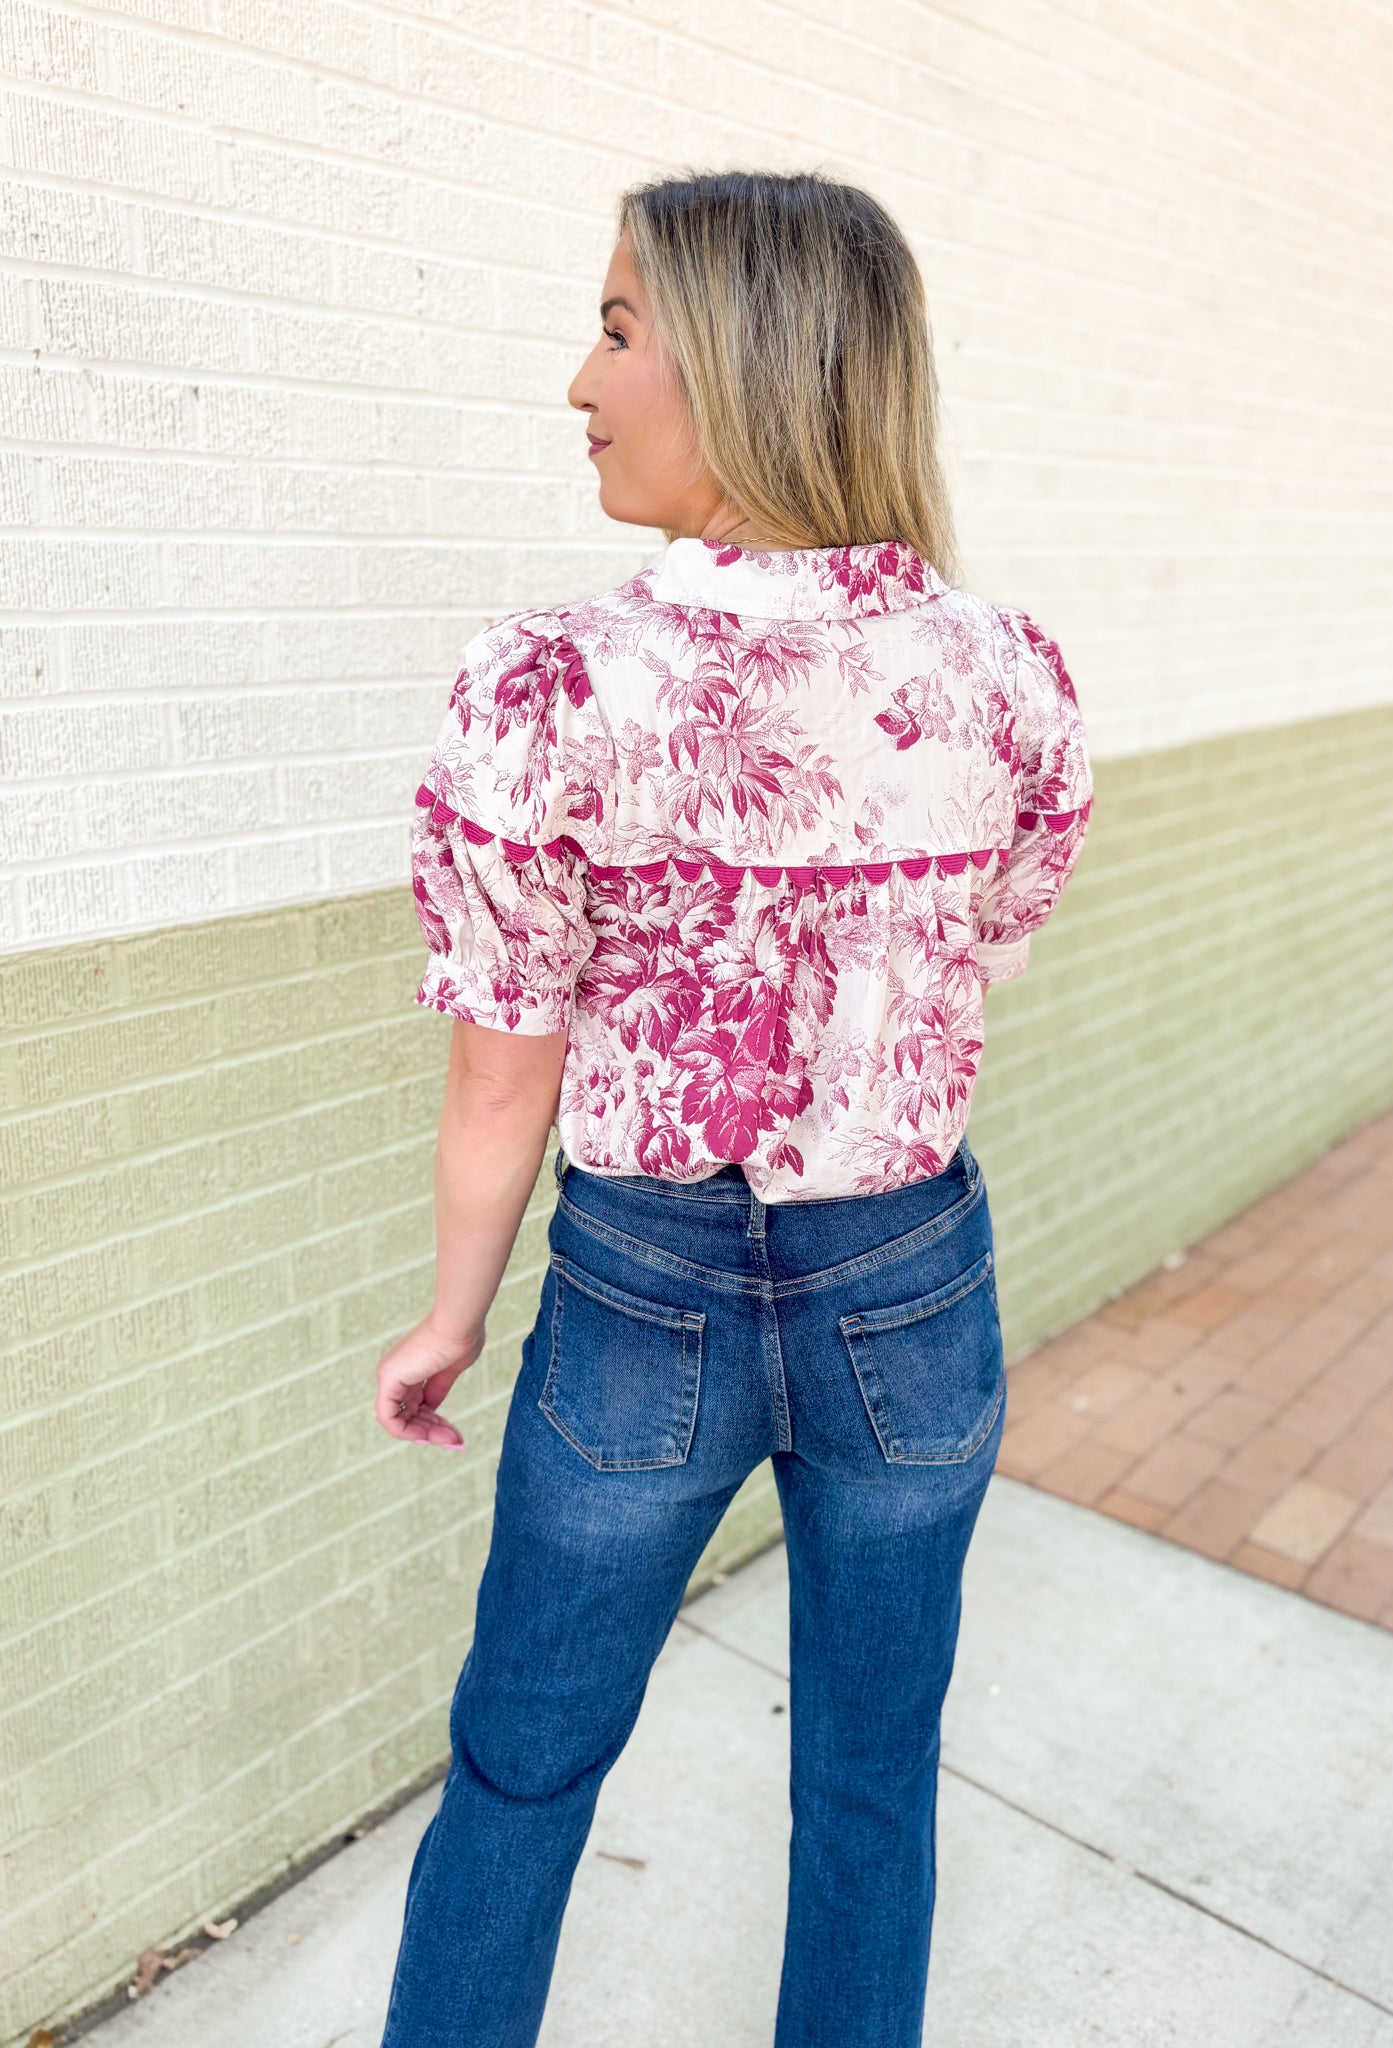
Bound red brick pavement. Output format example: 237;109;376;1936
997;1109;1393;1627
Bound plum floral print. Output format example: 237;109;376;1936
411;536;1093;1201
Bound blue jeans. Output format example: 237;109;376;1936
380;1139;1007;2048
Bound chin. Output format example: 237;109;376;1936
598;481;666;532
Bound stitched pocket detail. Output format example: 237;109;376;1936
839;1249;1004;1465
540;1253;705;1471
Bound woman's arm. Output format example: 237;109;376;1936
374;1019;568;1448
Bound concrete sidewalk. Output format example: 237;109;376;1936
79;1476;1393;2048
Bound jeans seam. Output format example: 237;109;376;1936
554;1159;983;1300
770;1176;985;1300
746;1221;792;1453
537;1398;695;1471
884;1372;1006;1466
607;1179;749;1206
549;1252;704;1331
537;1278;705;1470
555;1190;766;1294
843;1326;896;1461
561;1145;976;1213
559;1161;749;1205
842;1334;1006;1466
839;1252;993;1336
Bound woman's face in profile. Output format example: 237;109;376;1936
567;235;727;539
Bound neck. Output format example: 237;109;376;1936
688;512;798;552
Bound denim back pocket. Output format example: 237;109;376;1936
839;1249;1004;1465
541;1252;705;1471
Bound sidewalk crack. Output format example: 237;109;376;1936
941;1762;1393;2021
681;1618;1392;2019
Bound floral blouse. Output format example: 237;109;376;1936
411;536;1092;1202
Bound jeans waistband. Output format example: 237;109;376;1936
553;1145;976;1208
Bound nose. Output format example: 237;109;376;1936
569;331;610;415
567;346;599;415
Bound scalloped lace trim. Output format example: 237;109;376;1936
415;784;1092;884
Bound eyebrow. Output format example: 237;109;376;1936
599;296;639;321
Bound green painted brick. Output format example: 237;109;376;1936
1;1326;103;1411
306;892;420;969
100;1288;203;1372
5;1244;136;1337
0;948;120;1036
13;1001;224;1108
359;1196;439;1265
314;1145;432;1227
0;1510;163;1651
0;1098;121;1189
3;705;1391;2042
121;912;323;1008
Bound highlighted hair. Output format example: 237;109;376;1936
618;168;960;582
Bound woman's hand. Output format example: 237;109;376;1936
374;1314;484;1448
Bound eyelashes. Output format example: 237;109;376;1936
602;326;628;351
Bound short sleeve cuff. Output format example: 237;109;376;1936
415;956;571;1035
976;936;1031;985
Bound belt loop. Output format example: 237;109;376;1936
553;1147;568;1192
746;1186;767;1240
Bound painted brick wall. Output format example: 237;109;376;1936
3;0;1391;952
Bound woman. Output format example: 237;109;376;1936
375;169;1091;2048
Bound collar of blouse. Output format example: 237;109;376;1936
646;535;950;622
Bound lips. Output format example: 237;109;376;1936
586;434;611;455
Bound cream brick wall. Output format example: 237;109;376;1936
3;0;1390;953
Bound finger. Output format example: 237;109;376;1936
375;1381;414;1434
375;1381;463;1447
401;1408;465;1448
420;1412;465;1448
419;1364;465;1411
375;1365;428;1427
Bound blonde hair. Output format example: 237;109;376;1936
618;168;960;584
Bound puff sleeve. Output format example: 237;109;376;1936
974;606;1093;985
411;609;616;1034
